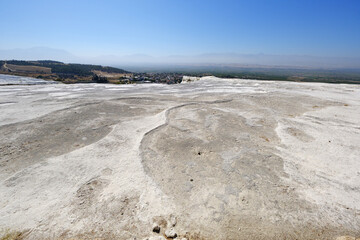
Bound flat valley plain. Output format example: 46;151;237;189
0;76;359;240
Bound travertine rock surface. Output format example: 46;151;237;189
0;76;359;239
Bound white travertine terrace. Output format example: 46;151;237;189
0;75;359;239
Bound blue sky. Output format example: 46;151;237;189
0;0;360;58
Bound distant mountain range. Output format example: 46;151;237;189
0;47;77;63
1;47;360;69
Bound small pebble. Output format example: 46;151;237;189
170;215;177;227
165;228;177;238
152;223;160;233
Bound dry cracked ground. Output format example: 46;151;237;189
0;76;359;240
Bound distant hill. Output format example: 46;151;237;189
0;47;78;62
0;60;130;83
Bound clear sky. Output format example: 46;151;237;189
0;0;360;58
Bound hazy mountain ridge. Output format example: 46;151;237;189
0;47;77;63
1;47;360;69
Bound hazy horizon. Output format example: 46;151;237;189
2;46;360;70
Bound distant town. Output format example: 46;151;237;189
92;71;184;84
113;72;183;84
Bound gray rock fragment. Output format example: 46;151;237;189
169;214;177;227
165;228;177;238
152;222;160;233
